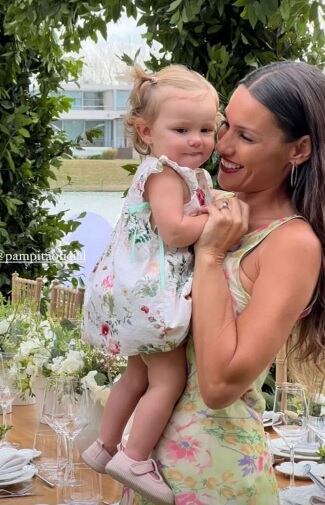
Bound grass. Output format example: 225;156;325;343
51;159;139;192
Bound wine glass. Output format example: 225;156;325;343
0;352;20;447
41;376;71;483
272;383;308;496
50;377;90;484
308;416;325;444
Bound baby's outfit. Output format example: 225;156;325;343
83;155;212;356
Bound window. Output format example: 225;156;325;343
85;121;105;146
84;92;103;109
64;91;83;109
116;90;130;109
115;119;127;147
62;120;84;141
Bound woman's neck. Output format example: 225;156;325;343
237;188;296;232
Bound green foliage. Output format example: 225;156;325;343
0;0;135;295
0;424;12;440
133;0;324;101
318;444;325;462
262;364;276;410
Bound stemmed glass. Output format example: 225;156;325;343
308;416;325;444
0;352;20;448
50;377;90;484
41;376;69;483
272;382;308;496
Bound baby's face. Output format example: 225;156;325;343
144;88;217;169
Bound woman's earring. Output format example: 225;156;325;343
290;161;297;188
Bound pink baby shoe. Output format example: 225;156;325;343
105;449;174;505
81;438;113;474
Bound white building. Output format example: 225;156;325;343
54;83;132;156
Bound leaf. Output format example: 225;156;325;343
241;33;249;44
170;10;181;24
167;0;183;12
18;128;30;138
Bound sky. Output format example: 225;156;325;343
79;14;160;84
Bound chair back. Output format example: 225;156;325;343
275;343;288;385
49;280;85;320
11;272;43;311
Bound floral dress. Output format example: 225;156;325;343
121;217;301;505
83;155;213;356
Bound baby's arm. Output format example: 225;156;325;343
144;166;208;248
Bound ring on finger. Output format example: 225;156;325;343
218;200;230;211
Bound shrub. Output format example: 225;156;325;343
102;149;118;160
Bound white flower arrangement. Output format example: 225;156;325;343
81;371;111;407
0;298;126;401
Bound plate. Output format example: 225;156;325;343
275;460;325;479
271;438;321;461
0;466;36;486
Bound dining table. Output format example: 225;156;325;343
0;403;122;505
0;404;311;504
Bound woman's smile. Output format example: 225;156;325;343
219;157;243;173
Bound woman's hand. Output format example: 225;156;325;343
194;195;249;261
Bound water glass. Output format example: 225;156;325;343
33;426;67;484
60;462;101;505
272;382;308;494
0;352;20;447
309;415;325;444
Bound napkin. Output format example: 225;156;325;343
0;450;28;474
279;484;325;505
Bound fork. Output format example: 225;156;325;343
0;482;33;496
303;463;325;494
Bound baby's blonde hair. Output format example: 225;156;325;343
125;64;219;155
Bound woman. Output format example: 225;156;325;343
121;61;325;505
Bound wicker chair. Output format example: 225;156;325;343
11;272;43;311
49;280;85;320
275;343;288;385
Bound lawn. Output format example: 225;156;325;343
51;159;139;191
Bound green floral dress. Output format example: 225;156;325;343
121;217;300;505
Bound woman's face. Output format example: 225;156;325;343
216;85;295;194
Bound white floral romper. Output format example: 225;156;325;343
121;217;300;505
83;155;213;356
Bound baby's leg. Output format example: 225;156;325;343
125;346;186;461
100;355;148;455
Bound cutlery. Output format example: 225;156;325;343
303;464;325;494
0;493;38;498
0;482;33;496
35;472;55;488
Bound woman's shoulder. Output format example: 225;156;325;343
261;216;321;264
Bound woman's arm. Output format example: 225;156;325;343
192;203;321;409
145;166;208;247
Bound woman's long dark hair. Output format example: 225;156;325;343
240;61;325;368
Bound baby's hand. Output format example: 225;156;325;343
188;207;209;217
211;190;236;201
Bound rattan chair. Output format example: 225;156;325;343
11;272;43;311
275;343;288;385
49;280;85;320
